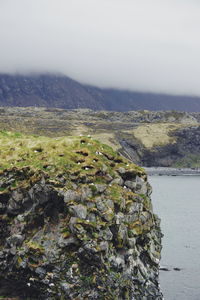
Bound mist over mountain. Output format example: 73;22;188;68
1;1;200;97
1;73;200;112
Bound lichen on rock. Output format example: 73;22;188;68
0;133;163;299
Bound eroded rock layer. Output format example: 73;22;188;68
0;134;163;299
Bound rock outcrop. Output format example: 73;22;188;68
120;125;200;167
0;133;163;299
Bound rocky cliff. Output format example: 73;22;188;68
0;132;163;299
119;124;200;167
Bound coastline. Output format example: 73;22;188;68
145;167;200;176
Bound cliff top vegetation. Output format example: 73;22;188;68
0;131;144;189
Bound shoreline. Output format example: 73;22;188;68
144;167;200;176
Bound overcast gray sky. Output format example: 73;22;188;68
0;0;200;95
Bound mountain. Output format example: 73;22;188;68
1;73;200;111
86;87;200;112
0;74;104;110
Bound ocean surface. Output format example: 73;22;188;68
149;176;200;300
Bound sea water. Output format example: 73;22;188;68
149;176;200;300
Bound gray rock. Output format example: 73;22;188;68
140;211;151;224
109;255;125;271
99;241;109;252
10;247;17;255
117;167;126;174
29;184;48;204
96;197;106;212
125;213;139;223
86;201;95;208
69;204;87;219
111;177;124;186
11;190;24;203
87;213;96;222
94;184;107;193
116;212;125;225
127;237;136;248
7;199;20;215
6;234;24;247
58;236;78;248
118;224;128;243
99;227;113;241
106;199;114;209
102;208;114;222
135;176;148;194
124;180;136;189
60;282;73;295
80;187;93;200
102;164;108;172
69;217;78;233
35;267;47;278
63;190;80;203
128;203;143;214
19;260;27;269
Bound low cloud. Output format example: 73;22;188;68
0;0;200;95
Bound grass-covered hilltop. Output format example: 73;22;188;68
0;132;163;299
1;107;200;168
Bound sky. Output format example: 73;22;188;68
0;0;200;95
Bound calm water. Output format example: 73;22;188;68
149;176;200;300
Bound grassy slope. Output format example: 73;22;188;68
0;131;144;189
131;123;186;149
1;107;200;167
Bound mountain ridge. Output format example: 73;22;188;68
1;73;200;112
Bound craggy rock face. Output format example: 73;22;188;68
0;135;163;299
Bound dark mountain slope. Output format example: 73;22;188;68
0;74;105;110
85;86;200;112
1;73;200;111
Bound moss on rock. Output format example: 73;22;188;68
0;133;163;299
